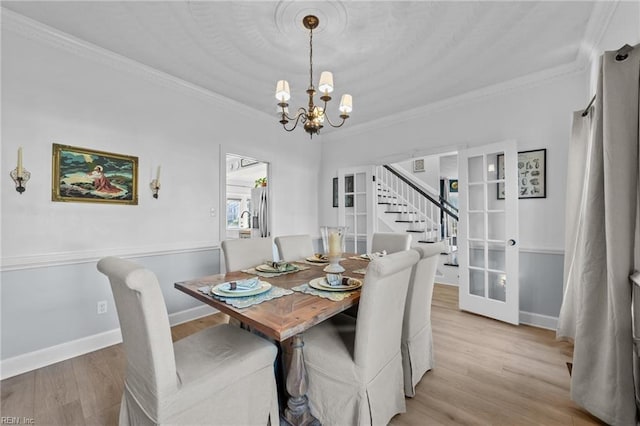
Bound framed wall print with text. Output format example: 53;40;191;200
497;149;546;199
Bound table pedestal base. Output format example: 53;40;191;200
282;334;320;426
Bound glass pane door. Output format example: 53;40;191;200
459;141;519;324
338;167;374;253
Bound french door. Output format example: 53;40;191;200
338;166;375;253
458;141;519;324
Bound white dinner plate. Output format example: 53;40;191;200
306;255;329;264
308;277;362;292
216;278;260;293
211;281;272;298
255;263;298;273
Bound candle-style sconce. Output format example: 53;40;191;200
150;165;161;199
10;168;31;194
10;147;30;194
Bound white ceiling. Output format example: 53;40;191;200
2;1;602;131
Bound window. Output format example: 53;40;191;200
226;198;241;227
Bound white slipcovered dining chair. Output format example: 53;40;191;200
97;256;279;426
371;232;412;254
402;241;446;397
274;234;314;262
303;249;420;425
221;237;273;272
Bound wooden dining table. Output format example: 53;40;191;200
174;254;369;426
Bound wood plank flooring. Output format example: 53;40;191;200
1;284;602;425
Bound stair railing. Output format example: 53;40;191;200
377;165;458;242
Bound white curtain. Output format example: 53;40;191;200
557;44;639;425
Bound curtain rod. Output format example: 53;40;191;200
582;44;634;117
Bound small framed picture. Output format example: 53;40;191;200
332;177;338;208
413;159;425;173
497;149;546;199
52;144;138;205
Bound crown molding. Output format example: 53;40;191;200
333;61;586;140
0;8;273;122
327;1;619;141
1;2;620;140
576;1;620;65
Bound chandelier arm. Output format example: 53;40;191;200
282;111;306;132
279;106;308;122
320;100;348;128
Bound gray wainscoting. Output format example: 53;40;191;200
1;248;220;361
519;250;564;319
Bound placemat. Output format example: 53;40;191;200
242;263;310;278
292;283;360;301
197;285;293;308
348;255;370;261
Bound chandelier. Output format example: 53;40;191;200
275;15;352;138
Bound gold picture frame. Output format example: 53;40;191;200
52;144;138;205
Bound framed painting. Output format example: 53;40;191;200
332;177;339;208
52;144;138;205
413;158;425;172
497;149;546;199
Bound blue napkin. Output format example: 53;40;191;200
218;277;260;292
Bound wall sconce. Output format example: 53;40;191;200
10;147;30;194
150;165;161;199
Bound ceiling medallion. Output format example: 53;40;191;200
274;15;352;138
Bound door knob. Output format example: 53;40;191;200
508;239;516;246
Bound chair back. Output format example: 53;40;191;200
275;234;314;261
371;232;412;254
96;257;177;411
404;243;445;339
221;237;273;271
354;250;419;381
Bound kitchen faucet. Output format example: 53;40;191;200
240;210;250;227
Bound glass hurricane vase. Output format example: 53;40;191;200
320;226;347;273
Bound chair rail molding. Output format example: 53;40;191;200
0;242;219;271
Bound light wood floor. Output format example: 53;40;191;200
1;284;602;425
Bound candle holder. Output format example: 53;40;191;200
150;179;160;199
320;226;348;273
10;168;30;194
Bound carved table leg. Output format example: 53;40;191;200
283;334;320;426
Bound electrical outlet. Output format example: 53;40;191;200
97;300;108;314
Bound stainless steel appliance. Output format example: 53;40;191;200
251;186;269;238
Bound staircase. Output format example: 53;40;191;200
376;165;459;285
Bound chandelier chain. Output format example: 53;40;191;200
309;27;313;89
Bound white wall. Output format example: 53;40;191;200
0;14;321;373
320;69;587;253
395;156;440;194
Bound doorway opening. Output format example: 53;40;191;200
225;154;269;240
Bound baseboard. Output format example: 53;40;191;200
0;304;219;380
168;304;219;326
0;328;123;381
519;311;558;330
